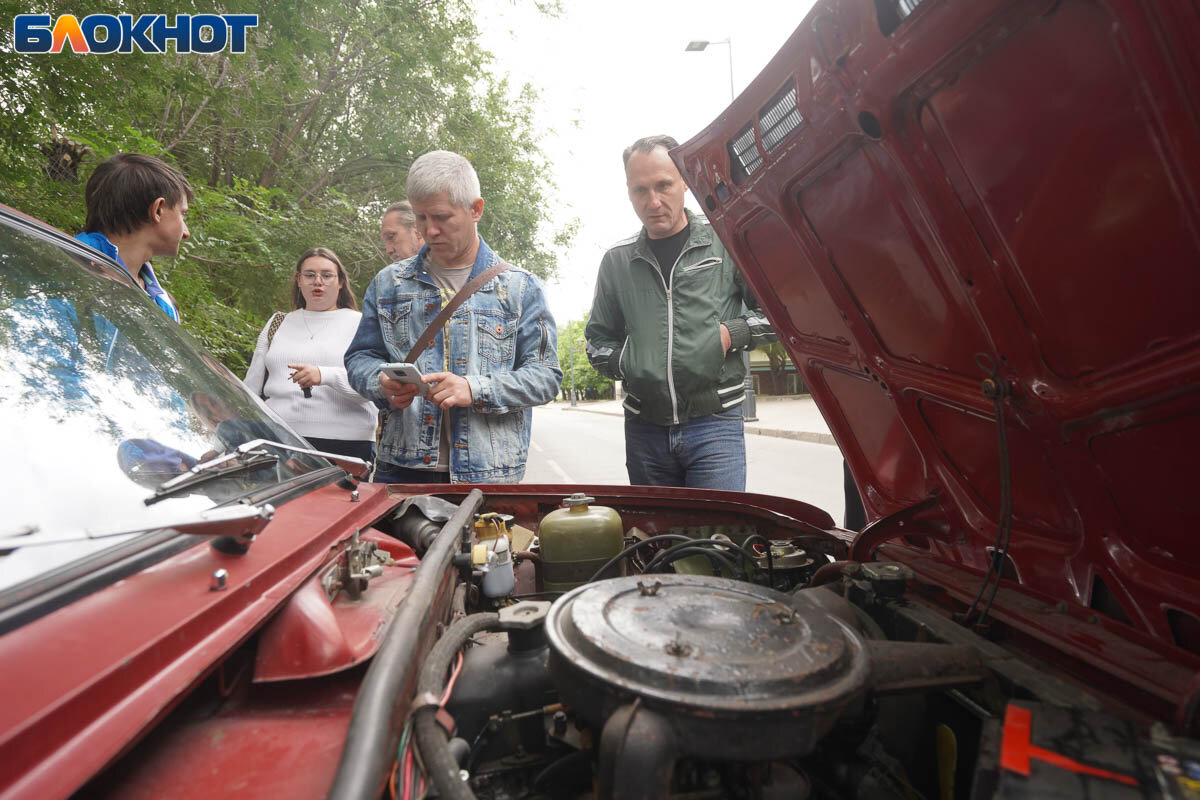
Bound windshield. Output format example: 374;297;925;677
0;219;330;592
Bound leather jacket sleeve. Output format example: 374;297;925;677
584;254;627;379
721;272;777;352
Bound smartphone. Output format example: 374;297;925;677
380;362;428;396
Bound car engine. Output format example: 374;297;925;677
379;493;1197;800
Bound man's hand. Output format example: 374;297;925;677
380;372;420;409
424;372;473;409
719;323;731;356
289;364;322;388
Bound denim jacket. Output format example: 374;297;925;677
345;237;561;483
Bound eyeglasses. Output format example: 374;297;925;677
300;271;339;284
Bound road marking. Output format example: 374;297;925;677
546;458;572;483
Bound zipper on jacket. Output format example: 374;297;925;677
664;242;707;424
640;241;707;425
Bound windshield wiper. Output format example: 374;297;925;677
0;503;275;551
144;438;369;507
145;446;280;506
234;438;371;479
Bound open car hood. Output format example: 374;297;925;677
674;0;1200;648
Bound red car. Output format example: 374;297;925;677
2;0;1198;797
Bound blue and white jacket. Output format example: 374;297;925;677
74;231;181;322
345;237;561;483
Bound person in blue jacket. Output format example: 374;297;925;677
75;152;192;322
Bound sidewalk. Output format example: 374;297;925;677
553;394;836;446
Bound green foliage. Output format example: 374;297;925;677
0;0;571;373
557;315;612;400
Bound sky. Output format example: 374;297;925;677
475;0;818;326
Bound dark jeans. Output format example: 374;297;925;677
372;460;452;484
624;407;747;490
305;436;375;464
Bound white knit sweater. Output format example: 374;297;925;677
243;308;377;442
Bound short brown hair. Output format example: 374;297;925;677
83;153;193;236
291;247;357;311
622;135;680;166
383;201;416;228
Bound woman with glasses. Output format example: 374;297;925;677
244;247;378;462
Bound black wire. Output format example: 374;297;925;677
962;354;1013;629
974;385;1013;629
641;538;738;574
641;538;754;577
644;545;741;577
741;534;775;587
584;534;693;583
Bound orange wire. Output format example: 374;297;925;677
388;760;399;800
439;650;465;705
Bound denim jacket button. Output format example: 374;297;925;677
423;455;432;464
424;416;433;424
426;302;436;311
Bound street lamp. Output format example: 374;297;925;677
567;324;577;406
685;38;734;102
685;36;759;421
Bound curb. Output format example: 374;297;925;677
745;427;837;446
557;405;837;447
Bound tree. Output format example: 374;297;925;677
0;0;571;374
557;316;612;401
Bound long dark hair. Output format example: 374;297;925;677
291;247;357;310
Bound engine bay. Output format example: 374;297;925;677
80;487;1200;800
373;490;1200;800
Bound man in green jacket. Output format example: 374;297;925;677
585;135;775;490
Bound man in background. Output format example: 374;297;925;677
380;200;423;262
585;135;775;490
76;152;192;322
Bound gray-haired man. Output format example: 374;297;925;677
380;200;423;262
346;150;562;483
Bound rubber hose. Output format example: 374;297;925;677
514;551;543;592
414;612;502;800
645;545;740;577
811;560;859;588
327;489;484;800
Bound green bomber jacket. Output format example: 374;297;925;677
585;210;776;425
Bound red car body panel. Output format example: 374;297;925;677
0;481;398;799
5;1;1200;796
672;0;1200;657
0;479;843;799
253;528;419;683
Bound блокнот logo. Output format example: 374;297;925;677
14;14;259;54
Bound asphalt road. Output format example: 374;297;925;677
524;405;847;524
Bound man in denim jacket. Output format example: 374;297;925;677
346;150;562;483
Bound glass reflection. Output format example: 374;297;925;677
0;224;327;591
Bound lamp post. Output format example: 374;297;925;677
685;38;734;102
685;37;759;421
567;323;577;406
